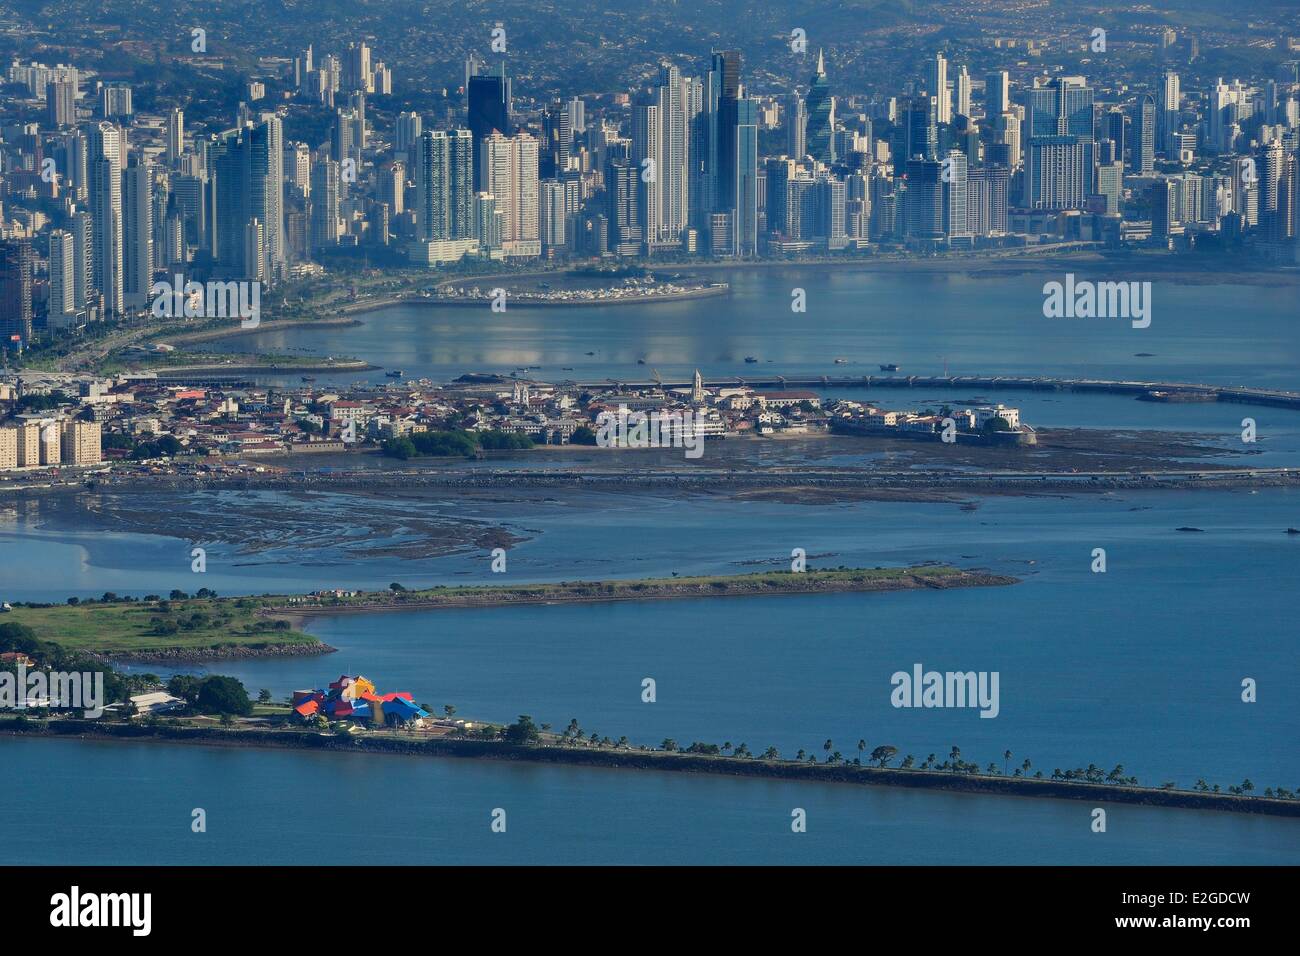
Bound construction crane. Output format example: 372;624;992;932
650;368;663;386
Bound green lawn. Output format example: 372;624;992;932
6;599;319;655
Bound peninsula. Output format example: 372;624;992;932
5;566;1016;662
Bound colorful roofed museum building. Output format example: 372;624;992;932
292;674;430;726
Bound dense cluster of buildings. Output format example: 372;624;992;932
1;35;1298;350
0;365;1032;472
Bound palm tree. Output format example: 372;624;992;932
722;741;732;755
823;739;833;755
1003;749;1012;774
795;749;806;761
949;746;961;772
857;739;866;762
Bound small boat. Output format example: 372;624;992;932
744;356;758;364
585;351;596;356
879;363;900;372
562;366;574;371
637;359;646;365
834;358;848;365
300;375;316;382
385;370;404;378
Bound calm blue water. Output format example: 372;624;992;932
1;737;1295;865
3;267;1297;865
210;269;1300;390
5;487;1297;792
138;489;1295;793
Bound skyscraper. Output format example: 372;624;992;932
539;179;567;248
47;230;76;327
731;94;759;256
926;53;951;124
210;117;284;282
479;131;539;257
1025;136;1097;209
787;94;807;160
605;159;641;256
1158;72;1180;153
88;121;125;317
956;66;972;119
310;159;340;249
70;211;93;309
0;240;33;344
986;71;1010;117
395;111;423;165
943;149;969;240
632;103;663;243
1026;77;1094;138
765;157;796;236
468;69;512;192
901;95;939;161
656;65;691;242
903;158;944;240
417;129;474;242
46;79;76;128
166;108;185;165
1132;94;1156;175
804;50;835;164
1024;78;1096;210
122;161;153;308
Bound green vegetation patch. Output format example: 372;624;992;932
5;597;319;655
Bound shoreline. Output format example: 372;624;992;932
7;721;1297;819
